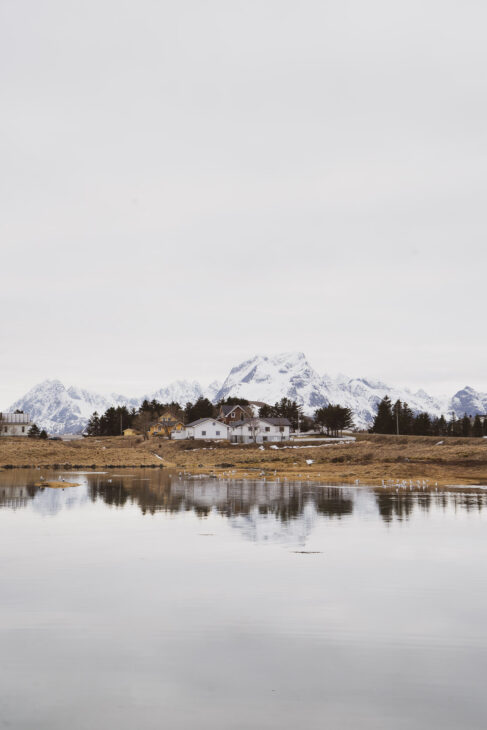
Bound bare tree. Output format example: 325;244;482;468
133;411;153;441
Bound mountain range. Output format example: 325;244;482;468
6;352;487;434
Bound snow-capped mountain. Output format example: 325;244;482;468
8;380;139;435
214;353;451;429
148;380;205;406
6;353;487;434
450;387;487;419
215;352;326;410
7;378;221;434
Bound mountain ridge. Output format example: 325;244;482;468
6;353;487;434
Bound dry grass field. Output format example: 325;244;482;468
1;434;487;486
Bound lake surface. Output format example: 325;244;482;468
1;469;487;729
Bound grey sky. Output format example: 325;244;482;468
1;0;486;406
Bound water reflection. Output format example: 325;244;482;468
1;469;486;525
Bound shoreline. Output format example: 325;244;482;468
1;433;487;488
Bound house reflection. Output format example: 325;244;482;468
0;469;486;523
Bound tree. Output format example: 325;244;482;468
461;414;472;437
371;397;394;434
132;411;153;440
413;412;432;436
184;397;214;423
258;404;273;418
218;396;250;406
258;398;303;430
39;429;48;440
86;411;101;436
472;415;483;437
314;405;354;437
28;424;40;438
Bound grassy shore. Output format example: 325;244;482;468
1;434;487;486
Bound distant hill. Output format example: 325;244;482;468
7;352;487;434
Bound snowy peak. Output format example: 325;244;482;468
147;380;204;406
216;352;327;411
451;387;487;417
7;354;487;434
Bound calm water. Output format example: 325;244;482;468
1;469;487;729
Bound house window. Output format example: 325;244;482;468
265;427;270;432
202;430;206;436
231;413;235;418
216;431;220;436
279;427;284;432
22;427;25;433
263;436;268;442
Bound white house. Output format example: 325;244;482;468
173;418;232;441
0;412;32;437
231;418;291;444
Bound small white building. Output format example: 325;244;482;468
0;412;32;437
174;418;232;441
231;418;291;444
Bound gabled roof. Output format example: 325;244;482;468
219;404;249;416
262;418;292;426
185;418;229;428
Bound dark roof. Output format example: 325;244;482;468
231;417;291;428
263;418;292;426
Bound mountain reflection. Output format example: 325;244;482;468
0;469;486;524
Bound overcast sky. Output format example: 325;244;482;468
1;0;486;406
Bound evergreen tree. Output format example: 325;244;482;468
185;397;215;422
258;404;273;418
86;411;101;436
461;414;472;437
436;415;448;436
39;429;48;440
219;396;250;406
472;415;483;437
28;423;40;438
314;405;354;436
413;412;432;436
371;397;394;433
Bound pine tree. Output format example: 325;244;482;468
461;414;472;437
28;424;40;438
86;411;101;436
472;415;483;437
371;397;394;434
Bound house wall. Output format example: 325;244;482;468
193;421;230;439
173;420;231;440
0;423;30;436
219;405;252;424
231;421;290;443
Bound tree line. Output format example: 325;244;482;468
86;396;266;437
371;396;487;437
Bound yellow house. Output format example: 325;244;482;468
148;411;185;438
123;428;139;437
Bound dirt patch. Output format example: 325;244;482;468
1;434;487;486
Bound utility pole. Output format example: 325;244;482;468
120;413;123;436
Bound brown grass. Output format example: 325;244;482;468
1;434;487;486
